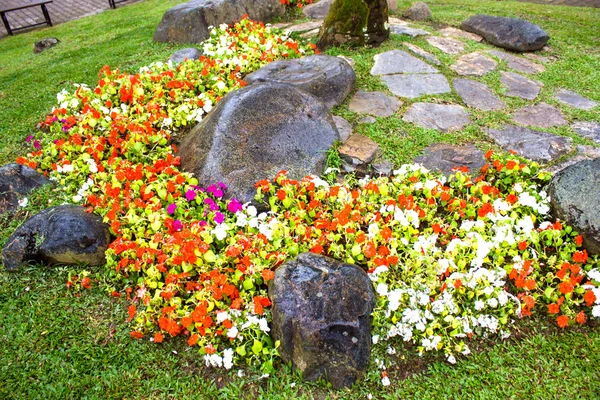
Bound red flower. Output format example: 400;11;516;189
127;304;136;322
547;303;560;314
559;281;574;295
584;290;596;306
556;315;569;328
81;277;92;289
573;250;588;264
154;332;164;343
454;280;462;290
261;269;275;281
277;189;286;201
576;311;586;325
575;235;583;246
130;331;144;339
518;241;527;251
188;334;199;346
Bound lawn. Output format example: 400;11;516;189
1;0;600;398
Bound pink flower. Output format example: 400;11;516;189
227;199;242;213
173;220;183;231
214;212;224;224
185;189;196;201
167;203;177;214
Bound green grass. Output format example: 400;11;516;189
1;0;600;398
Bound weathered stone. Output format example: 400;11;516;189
269;252;376;388
34;38;60;54
333;116;353;142
513;103;567;128
488;50;545;74
2;205;110;271
522;53;549;64
371;50;438;76
337;55;356;68
339;134;380;173
403;103;470;132
572;122;600;144
390;24;429;37
303;0;333;19
387;0;397;12
547;145;600;175
317;0;389;50
179;83;339;204
453;78;506;111
404;2;431;21
485;125;573;163
349;90;402;117
359;116;377;124
286;20;323;33
372;157;394;176
426;36;465;55
548;158;600;254
450;52;498;76
382;74;450;99
415;143;486;176
403;43;441;66
440;27;483;42
0;163;52;214
461;14;549;52
169;48;203;64
555;89;598;111
154;0;285;44
245;55;356;109
500;71;543;100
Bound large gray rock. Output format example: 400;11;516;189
244;55;356;109
415;143;486;176
548;158;600;255
179;83;339;204
269;253;376;389
154;0;285;43
461;15;549;52
34;38;60;54
303;0;333;19
404;2;431;21
0;163;52;214
2;206;110;271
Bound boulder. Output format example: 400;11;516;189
317;0;389;50
2;206;110;271
169;48;203;64
154;0;285;44
548;158;600;254
461;15;549;52
244;55;356;109
178;83;339;204
0;163;52;213
303;0;333;19
269;253;376;388
404;2;431;21
34;38;60;54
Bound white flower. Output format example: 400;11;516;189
216;311;230;323
381;376;390;386
72;194;82;203
587;269;600;282
376;283;389;296
18;198;28;207
368;223;379;238
474;300;485;311
372;335;379;344
223;348;234;370
212;223;230;240
592;305;600;318
447;355;457;364
487;298;498;308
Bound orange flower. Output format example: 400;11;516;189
584;290;597;306
127;304;136;322
81;277;92;289
547;303;560;314
576;311;586;325
518;241;528;251
154;332;164;343
261;269;275;281
559;281;574;295
556;315;569;328
573;250;588;264
575;235;583;246
188;334;199;346
454;280;462;290
130;331;144;339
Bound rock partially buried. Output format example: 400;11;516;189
0;163;52;214
426;36;464;55
333;116;353;142
34;38;60;54
303;0;333;19
2;206;110;271
244;55;356;109
269;253;376;389
461;15;549;52
450;52;498;76
154;0;285;43
500;71;543;100
440;27;482;42
555;89;598;111
453;78;505;111
349;90;402;118
403;103;470;132
178;83;339;204
488;50;544;75
390;25;430;37
415;143;486;176
485;125;573;163
338;134;380;173
169;48;203;64
403;43;441;66
548;158;600;254
404;2;431;21
512;103;567;128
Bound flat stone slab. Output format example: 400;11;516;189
461;15;549;52
547;145;600;175
572;122;600;144
359;116;377;124
403;103;471;132
485;125;573;163
488;50;545;74
390;24;430;37
286;20;323;33
333;116;353;143
555;89;598;111
500;71;543;100
440;27;483;42
450;52;498;76
403;43;441;66
339;134;380;171
513;103;567;128
371;50;438;76
349;90;402;117
415;143;486;176
426;36;465;55
453;78;506;111
382;74;451;99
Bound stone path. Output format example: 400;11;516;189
0;0;142;38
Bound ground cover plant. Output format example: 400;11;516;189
1;0;600;398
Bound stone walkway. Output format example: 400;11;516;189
0;0;142;38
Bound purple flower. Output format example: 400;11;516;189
33;140;41;150
173;220;183;231
227;199;242;213
25;135;33;143
204;198;215;206
167;203;177;215
214;212;224;224
210;203;219;212
199;220;207;227
185;189;196;201
213;189;224;198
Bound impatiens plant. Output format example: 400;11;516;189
280;0;314;8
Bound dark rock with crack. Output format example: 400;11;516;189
0;163;52;214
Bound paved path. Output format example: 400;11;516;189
0;0;143;38
515;0;600;7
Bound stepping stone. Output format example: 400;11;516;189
339;134;380;173
522;53;549;64
286;20;323;33
500;71;543;100
555;89;598;111
547;145;600;175
382;74;451;99
461;15;549;52
488;50;545;74
349;90;402;118
572;122;600;144
485;125;573;163
403;43;442;66
403;103;471;132
359;116;377;124
300;29;320;39
415;143;486;176
513;103;567;128
390;24;430;37
450;52;498;76
371;50;438;76
440;27;483;42
453;78;506;111
426;36;465;55
333;116;353;142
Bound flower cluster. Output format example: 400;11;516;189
280;0;314;8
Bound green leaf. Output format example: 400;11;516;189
252;340;263;355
